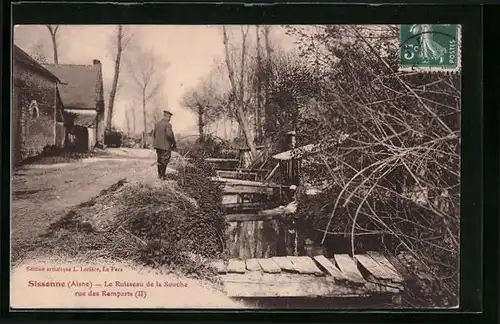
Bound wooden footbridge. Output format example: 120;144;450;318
204;132;408;302
210;252;406;301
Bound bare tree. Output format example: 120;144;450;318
45;25;60;64
181;89;206;141
127;48;166;133
180;76;226;142
221;25;257;157
106;25;133;130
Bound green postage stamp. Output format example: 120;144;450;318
399;24;461;72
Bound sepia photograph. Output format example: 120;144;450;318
11;24;461;309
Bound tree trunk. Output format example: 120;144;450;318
46;25;59;64
142;90;147;133
255;25;263;143
106;25;124;130
52;36;58;64
229;119;234;141
141;89;147;149
125;107;131;135
131;108;136;134
197;103;204;142
221;25;257;158
263;26;273;136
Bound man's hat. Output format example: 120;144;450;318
163;110;173;116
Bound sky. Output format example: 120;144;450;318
14;25;302;136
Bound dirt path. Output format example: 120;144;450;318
11;150;161;251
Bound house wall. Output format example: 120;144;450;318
96;109;105;145
13;63;57;163
87;127;96;150
55;122;66;147
12;87;22;165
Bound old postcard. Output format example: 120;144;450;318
11;24;461;309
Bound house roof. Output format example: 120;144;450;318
63;109;97;127
13;45;61;83
43;63;103;110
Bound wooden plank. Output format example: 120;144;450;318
217;170;258;176
257;258;281;274
354;255;403;290
272;144;317;160
210;177;282;187
227;259;246;273
272;137;349;161
222;273;398;298
272;257;296;272
333;254;366;285
366;251;404;283
288;256;324;276
226;206;288;222
385;254;414;283
263;163;280;182
354;254;395;281
217;170;258;181
222;184;276;195
216;168;269;173
209;260;227;274
245;259;262;271
222;202;265;211
226;211;284;222
218;175;258;182
187;158;239;163
313;255;348;282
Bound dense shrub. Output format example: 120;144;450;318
185;135;236;159
118;158;226;273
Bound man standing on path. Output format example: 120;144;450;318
152;110;177;180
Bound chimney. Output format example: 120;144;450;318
93;59;101;65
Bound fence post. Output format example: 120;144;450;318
286;131;301;256
287;131;299;186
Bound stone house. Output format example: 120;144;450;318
43;60;105;151
12;45;65;166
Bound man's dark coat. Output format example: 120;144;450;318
153;118;176;150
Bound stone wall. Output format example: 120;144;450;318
13;64;57;162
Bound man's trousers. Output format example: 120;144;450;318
155;148;172;179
